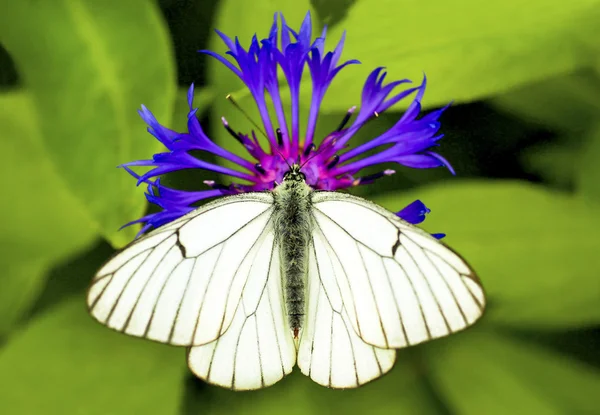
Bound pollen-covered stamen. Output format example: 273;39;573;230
303;143;316;157
352;169;395;186
276;128;284;147
336;106;356;132
203;180;230;190
255;163;267;175
327;154;340;169
221;117;244;145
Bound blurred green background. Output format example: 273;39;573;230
1;0;599;414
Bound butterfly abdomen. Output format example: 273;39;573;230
273;179;313;338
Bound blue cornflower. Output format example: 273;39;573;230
123;12;452;236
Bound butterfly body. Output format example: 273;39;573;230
272;165;313;338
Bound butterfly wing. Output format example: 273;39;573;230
187;232;296;390
87;192;284;348
307;191;485;350
296;234;396;388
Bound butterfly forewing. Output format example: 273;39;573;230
87;193;278;347
308;191;486;350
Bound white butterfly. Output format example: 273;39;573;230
87;164;485;390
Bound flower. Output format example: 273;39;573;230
123;12;453;236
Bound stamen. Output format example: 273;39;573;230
374;111;379;117
221;117;244;144
230;183;244;192
327;155;340;169
352;169;395;186
303;143;316;157
255;163;266;175
336;106;356;132
276;128;284;146
226;94;267;139
203;180;229;190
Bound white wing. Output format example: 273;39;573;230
297;234;396;388
309;191;485;350
187;232;296;390
87;192;280;347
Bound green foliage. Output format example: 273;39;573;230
578;124;600;204
521;142;578;190
310;0;600;111
0;298;185;415
0;0;177;246
426;326;600;414
0;92;97;336
0;0;599;413
491;71;600;132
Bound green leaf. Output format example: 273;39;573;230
0;261;49;337
28;241;115;319
578;124;600;204
372;180;600;329
0;298;185;414
309;0;600;112
0;92;97;336
0;0;177;246
522;142;579;190
491;70;600;132
425;326;600;414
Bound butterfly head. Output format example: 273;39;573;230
282;164;306;183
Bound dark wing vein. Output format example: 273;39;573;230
355;242;389;348
213;219;273;338
168;257;196;342
400;240;452;333
381;256;409;345
312;225;363;337
423;250;468;325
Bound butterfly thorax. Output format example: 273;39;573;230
272;165;313;341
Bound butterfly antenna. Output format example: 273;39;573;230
226;94;268;140
272;146;292;170
299;141;337;169
299;107;357;169
299;151;319;169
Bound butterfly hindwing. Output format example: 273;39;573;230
87;193;278;347
187;231;296;390
309;191;486;350
297;234;396;388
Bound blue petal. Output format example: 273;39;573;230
396;199;430;224
396;200;447;239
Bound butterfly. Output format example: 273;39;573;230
87;163;485;390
